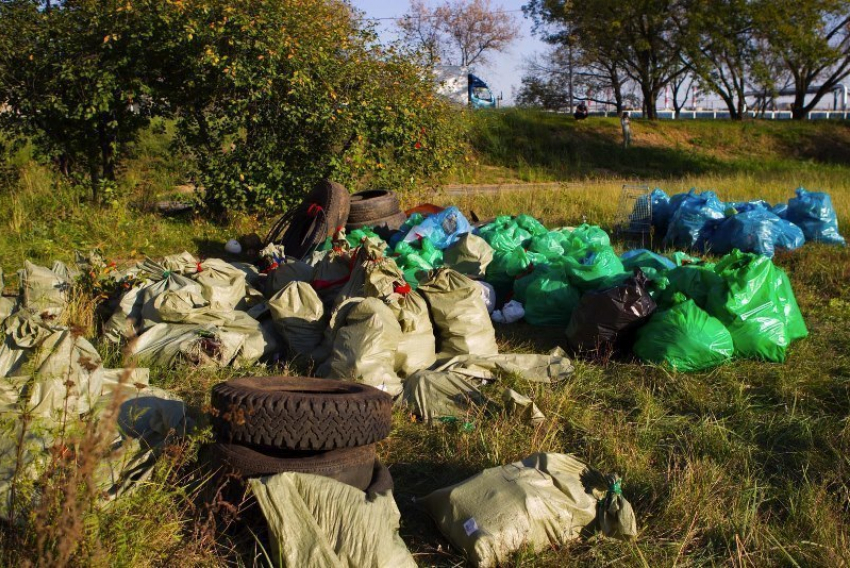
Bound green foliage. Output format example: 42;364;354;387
0;0;168;198
753;0;850;118
164;0;468;213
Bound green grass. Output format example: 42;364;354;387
450;109;850;188
1;115;849;566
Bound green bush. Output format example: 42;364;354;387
0;0;169;200
167;0;468;213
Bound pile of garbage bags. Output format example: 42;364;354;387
310;208;808;372
635;187;845;256
0;258;192;520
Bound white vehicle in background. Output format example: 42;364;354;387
433;65;498;109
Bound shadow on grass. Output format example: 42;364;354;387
193;237;230;259
471;109;850;181
388;458;476;567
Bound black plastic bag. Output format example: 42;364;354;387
566;271;657;353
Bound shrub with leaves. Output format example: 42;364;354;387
166;0;468;213
0;0;170;200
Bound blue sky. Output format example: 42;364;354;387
350;0;546;105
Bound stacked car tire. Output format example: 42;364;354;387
346;189;406;238
210;376;394;492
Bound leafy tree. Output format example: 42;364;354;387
0;0;165;199
754;0;850;119
525;0;687;119
517;45;636;112
398;0;520;68
679;0;755;119
165;0;467;213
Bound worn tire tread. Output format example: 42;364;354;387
211;376;393;451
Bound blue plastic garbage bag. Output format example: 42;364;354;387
770;203;788;219
726;200;770;215
666;192;693;223
664;190;727;250
621;249;675;274
389;213;425;247
774;219;806;252
710;209;805;258
786;188;845;245
402;206;472;249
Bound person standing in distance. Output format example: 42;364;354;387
620;111;631;149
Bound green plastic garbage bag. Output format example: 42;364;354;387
774;268;808;342
528;231;569;260
319;298;404;397
418;238;443;266
443;233;493;279
514;214;548;237
562;246;627;291
269;281;327;357
392;239;442;288
570;224;611;247
478;217;532;252
523;267;581;326
249;472;416;568
657;264;723;309
513;263;547;304
485;246;534;302
420;452;636;568
418;269;498;357
706;250;806;362
633;296;734;371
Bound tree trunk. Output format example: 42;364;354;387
642;84;659;120
89;159;101;202
791;88;807;120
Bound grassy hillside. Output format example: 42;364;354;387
451;109;850;189
0;115;849;566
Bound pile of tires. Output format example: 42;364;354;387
346;189;406;238
210;376;394;492
264;179;351;259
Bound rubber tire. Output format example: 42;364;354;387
211;376;394;451
212;442;377;490
275;180;351;259
346;189;401;224
312;179;351;234
346;211;407;239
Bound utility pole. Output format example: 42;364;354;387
568;39;574;114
